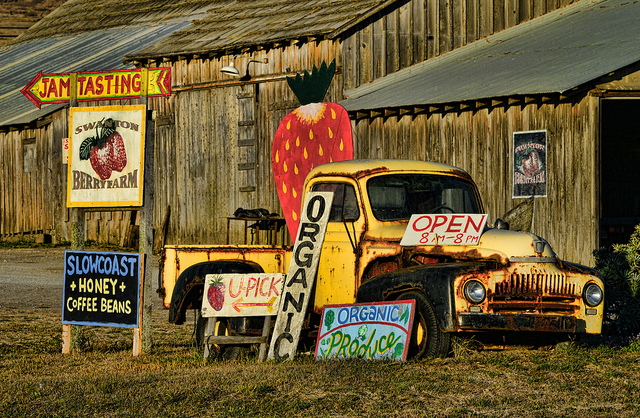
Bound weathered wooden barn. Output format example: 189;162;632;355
2;0;638;266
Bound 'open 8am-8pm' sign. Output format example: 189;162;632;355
67;105;145;207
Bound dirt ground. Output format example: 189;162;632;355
0;247;162;310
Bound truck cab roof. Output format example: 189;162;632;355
306;159;473;181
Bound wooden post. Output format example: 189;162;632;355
63;73;83;354
138;68;155;353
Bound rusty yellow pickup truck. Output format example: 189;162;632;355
159;159;603;358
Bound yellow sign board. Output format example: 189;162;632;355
22;68;171;108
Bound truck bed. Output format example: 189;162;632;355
160;244;292;308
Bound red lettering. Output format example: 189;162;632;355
132;73;141;93
59;78;69;98
445;215;464;233
464;215;485;233
229;276;243;298
246;276;258;297
84;76;95;96
39;78;49;98
77;77;86;95
104;75;114;94
269;276;282;296
430;215;448;233
412;215;432;232
95;76;104;95
121;74;131;94
260;277;270;297
47;78;58;98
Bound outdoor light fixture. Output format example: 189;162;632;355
220;61;240;77
220;57;268;80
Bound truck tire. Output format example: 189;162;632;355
196;312;242;360
398;291;450;358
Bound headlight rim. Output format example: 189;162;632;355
463;280;486;304
583;282;603;307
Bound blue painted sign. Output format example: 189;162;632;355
315;300;415;361
62;250;141;328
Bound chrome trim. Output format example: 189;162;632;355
509;257;556;263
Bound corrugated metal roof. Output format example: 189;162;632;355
0;22;190;127
127;0;396;59
340;0;640;112
1;0;396;127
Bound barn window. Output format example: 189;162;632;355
23;138;36;173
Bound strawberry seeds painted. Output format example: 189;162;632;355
207;276;225;311
79;118;127;180
272;60;354;240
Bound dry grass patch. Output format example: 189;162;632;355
1;307;640;417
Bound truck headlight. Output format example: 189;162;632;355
464;280;486;304
583;283;603;307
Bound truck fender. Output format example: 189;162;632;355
356;262;486;332
169;260;264;324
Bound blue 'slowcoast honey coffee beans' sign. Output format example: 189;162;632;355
62;251;141;328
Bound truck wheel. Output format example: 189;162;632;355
195;313;241;360
398;291;450;358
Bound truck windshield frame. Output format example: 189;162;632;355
366;174;481;221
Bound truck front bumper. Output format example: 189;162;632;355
457;312;579;333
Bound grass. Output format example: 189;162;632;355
2;307;640;417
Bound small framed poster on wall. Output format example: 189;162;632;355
513;130;547;198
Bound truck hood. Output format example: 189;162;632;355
366;223;556;265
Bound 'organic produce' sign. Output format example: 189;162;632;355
67;105;146;207
62;251;141;328
268;191;333;360
201;273;285;317
315;300;415;361
400;214;488;246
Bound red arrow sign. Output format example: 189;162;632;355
21;67;172;108
232;297;278;313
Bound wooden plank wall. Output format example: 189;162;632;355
154;40;343;246
351;96;599;266
0;103;143;246
342;0;576;90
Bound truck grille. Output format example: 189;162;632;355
495;272;575;297
489;272;578;314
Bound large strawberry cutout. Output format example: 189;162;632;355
79;118;127;180
272;60;354;240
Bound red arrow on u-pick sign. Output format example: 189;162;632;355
232;297;278;313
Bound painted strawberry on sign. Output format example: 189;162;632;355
207;276;225;311
272;60;354;240
79;118;127;180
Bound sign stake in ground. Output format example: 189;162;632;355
268;191;333;360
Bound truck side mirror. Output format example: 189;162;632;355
494;218;510;230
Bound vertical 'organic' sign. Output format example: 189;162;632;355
268;191;333;360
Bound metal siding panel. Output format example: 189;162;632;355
0;22;190;127
341;0;640;111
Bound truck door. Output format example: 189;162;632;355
310;180;364;311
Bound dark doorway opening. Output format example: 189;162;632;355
600;99;640;248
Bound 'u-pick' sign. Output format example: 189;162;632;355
400;214;488;246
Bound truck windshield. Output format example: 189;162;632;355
367;174;480;221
